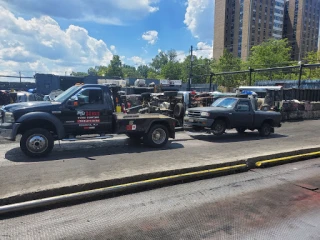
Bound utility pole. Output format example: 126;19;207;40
248;67;253;86
188;45;193;91
19;71;21;84
298;62;303;101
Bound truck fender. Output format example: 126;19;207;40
17;112;65;139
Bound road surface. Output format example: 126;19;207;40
0;120;319;199
1;158;319;239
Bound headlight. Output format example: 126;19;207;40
185;110;189;115
4;112;15;123
200;112;210;117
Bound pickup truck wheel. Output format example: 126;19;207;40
144;124;168;148
259;123;272;137
211;120;226;136
236;128;246;134
20;128;54;158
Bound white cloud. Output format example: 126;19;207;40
1;0;159;25
110;45;116;53
0;6;114;75
194;42;213;59
158;49;162;53
176;51;187;63
129;56;146;65
142;30;158;45
184;0;214;41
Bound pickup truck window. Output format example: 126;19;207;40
54;86;80;103
211;98;237;109
236;100;250;112
77;89;104;105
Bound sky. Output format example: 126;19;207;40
0;0;215;77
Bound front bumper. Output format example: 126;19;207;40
183;116;214;128
0;123;20;141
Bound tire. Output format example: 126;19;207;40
144;124;169;148
211;120;226;136
126;133;143;140
236;128;246;134
259;122;272;137
164;91;178;97
174;103;185;118
20;128;54;158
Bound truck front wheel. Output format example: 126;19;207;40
144;124;169;148
211;120;226;136
20;128;54;158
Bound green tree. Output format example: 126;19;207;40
249;39;292;68
248;39;293;82
95;66;108;76
108;55;123;77
180;56;212;84
150;52;169;72
147;69;163;79
167;49;178;62
213;49;243;87
161;61;182;80
303;51;320;64
70;71;88;77
88;67;98;76
137;65;149;78
122;64;141;78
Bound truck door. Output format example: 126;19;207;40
61;87;113;134
233;100;254;128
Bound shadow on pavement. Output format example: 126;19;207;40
5;138;184;163
189;132;288;143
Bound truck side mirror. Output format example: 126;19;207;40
67;96;79;108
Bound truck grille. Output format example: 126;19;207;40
188;111;201;117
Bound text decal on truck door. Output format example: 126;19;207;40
77;111;100;123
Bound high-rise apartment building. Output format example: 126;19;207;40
284;0;320;61
213;0;285;60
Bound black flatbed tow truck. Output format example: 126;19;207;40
0;84;176;158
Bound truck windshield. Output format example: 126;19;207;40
211;98;237;108
54;86;80;102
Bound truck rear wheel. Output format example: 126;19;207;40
259;122;272;137
144;124;169;148
20;128;54;158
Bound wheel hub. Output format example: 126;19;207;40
27;135;47;153
152;129;166;144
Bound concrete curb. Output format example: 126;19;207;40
0;160;248;207
0;164;248;215
1;147;320;216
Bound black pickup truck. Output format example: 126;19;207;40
0;84;176;157
184;97;282;136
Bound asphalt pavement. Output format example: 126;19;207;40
0;120;319;200
1;158;319;240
